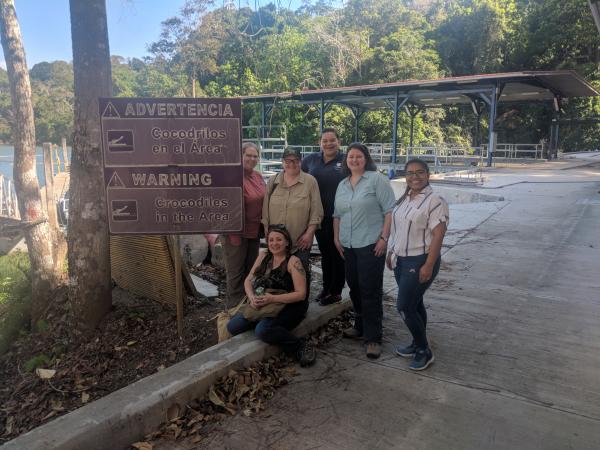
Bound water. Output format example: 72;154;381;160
0;144;70;186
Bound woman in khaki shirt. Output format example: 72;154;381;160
262;147;323;299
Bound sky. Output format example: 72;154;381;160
2;1;319;68
1;0;190;67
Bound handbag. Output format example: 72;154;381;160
241;288;287;320
216;297;247;343
215;289;287;342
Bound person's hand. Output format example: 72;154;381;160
386;252;394;271
253;294;274;308
249;295;261;309
374;238;387;257
419;263;434;284
334;239;344;259
228;235;242;246
297;230;314;251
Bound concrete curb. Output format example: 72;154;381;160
2;300;351;450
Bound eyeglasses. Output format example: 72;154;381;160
283;158;300;165
406;169;427;177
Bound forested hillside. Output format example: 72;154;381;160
1;0;598;150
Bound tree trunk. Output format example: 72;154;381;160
68;0;112;330
0;0;60;325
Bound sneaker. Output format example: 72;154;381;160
395;342;417;358
342;327;363;340
296;340;316;367
365;342;381;359
319;294;342;306
409;348;435;371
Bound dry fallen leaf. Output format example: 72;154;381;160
131;442;153;450
5;416;14;434
81;392;90;404
208;386;225;407
35;368;56;379
127;340;137;346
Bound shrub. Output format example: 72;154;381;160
0;252;32;354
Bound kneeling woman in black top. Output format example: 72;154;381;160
227;225;316;366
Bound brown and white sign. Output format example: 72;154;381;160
100;98;243;234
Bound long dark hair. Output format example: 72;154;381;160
255;225;292;276
395;158;430;206
342;142;377;175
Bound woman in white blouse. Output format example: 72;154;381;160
386;159;449;371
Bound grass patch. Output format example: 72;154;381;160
0;251;31;354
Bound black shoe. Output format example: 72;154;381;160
409;348;434;371
296;340;316;367
319;294;342;306
314;290;328;302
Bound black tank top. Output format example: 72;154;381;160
252;254;294;293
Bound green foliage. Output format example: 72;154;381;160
0;0;598;150
0;252;32;354
24;354;50;372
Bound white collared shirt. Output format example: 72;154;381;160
388;185;449;257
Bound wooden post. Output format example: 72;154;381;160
42;142;59;229
171;235;184;338
61;137;69;170
53;144;61;174
6;179;12;217
12;188;19;219
0;174;4;216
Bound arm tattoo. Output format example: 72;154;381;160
292;259;306;278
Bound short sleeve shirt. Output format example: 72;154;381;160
301;151;345;218
388;185;449;257
261;171;324;246
333;171;396;248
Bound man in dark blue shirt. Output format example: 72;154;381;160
301;128;346;305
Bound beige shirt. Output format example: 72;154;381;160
262;171;324;246
388;185;449;257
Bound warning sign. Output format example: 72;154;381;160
100;97;243;234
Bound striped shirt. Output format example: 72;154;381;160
387;185;449;257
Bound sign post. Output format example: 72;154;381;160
100;98;243;335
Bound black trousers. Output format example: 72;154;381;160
344;244;385;344
315;217;346;296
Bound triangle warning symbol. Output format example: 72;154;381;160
102;102;120;118
108;171;126;188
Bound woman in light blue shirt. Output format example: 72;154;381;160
333;143;396;359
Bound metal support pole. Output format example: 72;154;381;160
261;102;267;141
319;98;325;133
354;108;362;142
391;92;399;164
409;114;415;149
486;85;498;167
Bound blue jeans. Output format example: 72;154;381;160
344;244;386;344
226;301;308;354
394;254;441;351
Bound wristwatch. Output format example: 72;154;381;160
379;235;388;243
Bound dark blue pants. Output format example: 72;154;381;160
344;244;385;344
226;301;308;354
394;254;441;351
315;217;345;296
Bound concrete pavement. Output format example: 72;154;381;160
186;157;600;450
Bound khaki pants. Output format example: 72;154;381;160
222;236;260;307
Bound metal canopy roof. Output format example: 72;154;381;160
241;70;599;109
